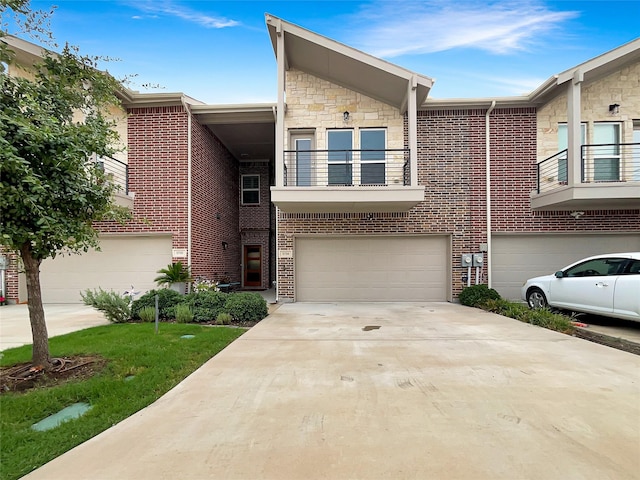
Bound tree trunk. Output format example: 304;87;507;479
20;243;52;369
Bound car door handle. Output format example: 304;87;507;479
595;282;609;287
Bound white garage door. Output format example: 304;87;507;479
38;235;173;303
492;233;640;300
295;236;449;302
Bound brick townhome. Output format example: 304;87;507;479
2;16;639;304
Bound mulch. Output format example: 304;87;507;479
0;356;107;394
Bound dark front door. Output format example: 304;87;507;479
244;245;262;287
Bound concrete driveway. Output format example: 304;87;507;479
23;302;640;479
0;304;108;351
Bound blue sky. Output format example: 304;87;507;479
8;1;640;103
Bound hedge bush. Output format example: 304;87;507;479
131;289;184;320
223;292;268;322
130;289;268;324
184;290;228;323
458;284;501;307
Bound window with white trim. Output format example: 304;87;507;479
592;122;621;181
241;174;260;205
557;123;586;182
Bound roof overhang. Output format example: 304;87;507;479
422;96;533;110
1;35;47;69
191;104;276;161
529;37;640;104
265;14;433;112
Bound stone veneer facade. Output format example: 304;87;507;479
537;61;640;161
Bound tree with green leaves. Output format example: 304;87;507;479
1;2;131;368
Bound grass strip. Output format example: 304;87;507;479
0;323;244;480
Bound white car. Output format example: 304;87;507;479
521;252;640;322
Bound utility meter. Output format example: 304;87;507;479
461;254;473;267
472;253;484;267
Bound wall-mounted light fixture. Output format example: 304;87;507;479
343;111;350;122
609;103;620;114
222;241;228;250
216;212;221;220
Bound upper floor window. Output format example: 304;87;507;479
633;120;640;181
327;129;353;185
592;122;620;181
241;174;260;205
360;129;386;185
557;123;586;182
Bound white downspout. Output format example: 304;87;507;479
181;97;193;269
485;101;496;288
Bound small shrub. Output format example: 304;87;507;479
215;312;232;325
459;284;501;307
185;290;228;322
138;306;156;322
131;289;184;320
223;292;268;323
175;304;194;324
81;288;131;323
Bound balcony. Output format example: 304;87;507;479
531;143;640;210
271;149;425;213
96;155;134;208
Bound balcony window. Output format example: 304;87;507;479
592;123;620;181
360;129;386;185
327;130;353;185
294;137;313;186
634;120;640;181
241;174;260;204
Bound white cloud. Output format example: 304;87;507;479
350;1;579;57
128;1;239;28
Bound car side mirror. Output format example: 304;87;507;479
554;271;564;278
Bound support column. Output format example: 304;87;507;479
567;69;583;187
408;76;418;186
275;20;286;188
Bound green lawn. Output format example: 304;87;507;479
0;323;245;480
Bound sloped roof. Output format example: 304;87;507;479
528;36;640;104
265;14;433;112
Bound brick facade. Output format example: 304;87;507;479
275;106;640;301
240;163;273;288
191;116;241;283
96;106;190;250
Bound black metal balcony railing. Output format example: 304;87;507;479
283;149;410;187
536;143;640;194
95;155;129;195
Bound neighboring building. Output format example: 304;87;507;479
2;16;639;304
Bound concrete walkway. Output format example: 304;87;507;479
0;304;108;351
22;302;640;479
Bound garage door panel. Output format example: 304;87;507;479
39;236;173;303
492;234;640;300
296;236;449;302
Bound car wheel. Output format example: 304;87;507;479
527;288;547;309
